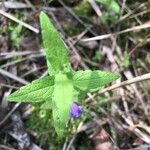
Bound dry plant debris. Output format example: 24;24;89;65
0;0;150;149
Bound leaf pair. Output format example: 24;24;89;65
7;12;120;137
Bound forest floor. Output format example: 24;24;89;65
0;0;150;150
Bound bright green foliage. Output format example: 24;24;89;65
73;70;119;92
7;11;120;137
40;100;52;110
40;12;70;76
52;73;75;137
7;76;54;102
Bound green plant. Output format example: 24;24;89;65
9;12;23;49
96;0;121;24
7;12;120;137
120;50;130;68
73;0;92;17
10;23;22;49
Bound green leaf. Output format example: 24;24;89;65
73;70;119;91
96;0;120;14
7;76;54;102
40;11;70;75
101;12;119;24
40;100;52;110
52;73;75;137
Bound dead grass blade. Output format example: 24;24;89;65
82;22;150;41
0;10;39;33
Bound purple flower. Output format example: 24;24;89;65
70;103;83;118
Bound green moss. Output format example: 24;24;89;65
73;0;92;17
9;23;22;49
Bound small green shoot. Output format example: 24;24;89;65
7;11;120;137
96;0;121;24
120;51;130;67
10;23;22;49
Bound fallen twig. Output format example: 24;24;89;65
0;102;21;127
0;10;39;33
0;68;29;85
99;73;150;94
86;73;150;102
82;22;150;41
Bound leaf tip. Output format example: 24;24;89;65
114;73;120;79
40;11;46;17
6;94;15;102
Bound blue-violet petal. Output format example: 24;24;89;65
70;103;83;118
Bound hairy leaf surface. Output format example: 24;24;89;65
40;12;70;75
52;73;74;137
7;76;54;102
73;70;119;91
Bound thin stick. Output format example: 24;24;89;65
0;102;21;127
86;73;150;102
58;0;97;36
88;0;102;17
82;22;150;41
0;68;29;85
0;10;39;33
0;1;30;9
99;73;150;94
